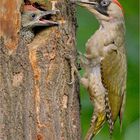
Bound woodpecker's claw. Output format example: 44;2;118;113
67;65;81;85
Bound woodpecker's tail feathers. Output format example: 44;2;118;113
84;113;106;140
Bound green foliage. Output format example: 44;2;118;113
76;0;139;139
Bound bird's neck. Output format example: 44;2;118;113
99;18;125;32
20;27;35;44
21;27;32;33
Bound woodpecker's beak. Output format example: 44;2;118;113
35;10;59;26
77;0;99;14
77;0;109;16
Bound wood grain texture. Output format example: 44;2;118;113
0;0;22;52
0;0;81;140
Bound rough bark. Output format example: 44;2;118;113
0;0;81;140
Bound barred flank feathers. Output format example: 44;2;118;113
104;91;114;136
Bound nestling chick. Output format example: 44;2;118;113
21;5;58;44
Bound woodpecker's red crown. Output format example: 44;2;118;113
23;5;38;11
113;0;123;10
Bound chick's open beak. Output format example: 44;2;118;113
37;10;59;26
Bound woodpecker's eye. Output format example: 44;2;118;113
100;0;110;7
31;13;36;18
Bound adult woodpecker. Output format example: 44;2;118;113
21;5;58;44
77;0;127;139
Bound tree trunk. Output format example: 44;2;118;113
0;0;81;140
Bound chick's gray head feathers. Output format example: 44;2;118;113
21;5;59;29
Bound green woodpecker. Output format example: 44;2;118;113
21;5;58;44
77;0;127;139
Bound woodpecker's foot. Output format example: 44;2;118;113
78;51;89;68
67;61;81;85
64;53;81;85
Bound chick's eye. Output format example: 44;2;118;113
100;0;110;7
31;13;36;18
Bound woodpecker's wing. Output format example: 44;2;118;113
101;46;127;122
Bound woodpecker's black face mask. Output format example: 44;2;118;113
94;0;111;16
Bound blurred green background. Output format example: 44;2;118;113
76;0;139;140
